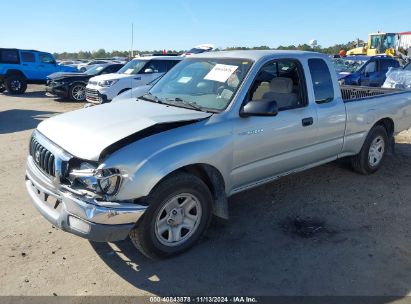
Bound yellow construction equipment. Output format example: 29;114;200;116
347;32;397;56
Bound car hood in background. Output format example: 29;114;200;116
37;99;212;160
338;72;351;80
88;73;136;83
48;72;87;81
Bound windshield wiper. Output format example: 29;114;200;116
140;92;163;104
164;97;205;112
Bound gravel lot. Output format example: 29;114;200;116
1;85;411;297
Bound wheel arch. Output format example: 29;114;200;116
69;80;87;87
5;69;27;79
374;117;394;138
152;163;229;219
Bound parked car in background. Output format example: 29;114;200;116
77;60;111;72
86;56;182;104
46;63;124;102
26;50;411;259
111;74;163;102
338;55;400;87
0;48;77;94
331;55;370;79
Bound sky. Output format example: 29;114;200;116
1;0;410;53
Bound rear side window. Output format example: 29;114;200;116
308;59;334;104
380;60;399;73
0;50;19;64
21;52;35;62
39;53;55;64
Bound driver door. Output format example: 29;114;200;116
231;59;319;190
360;60;377;86
36;53;58;79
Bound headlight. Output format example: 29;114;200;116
69;163;122;196
97;79;119;87
96;168;122;196
338;79;345;85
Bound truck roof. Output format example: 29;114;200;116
190;50;327;61
133;56;182;61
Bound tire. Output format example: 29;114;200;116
351;125;388;175
69;83;86;102
5;75;27;94
129;172;213;259
0;85;5;93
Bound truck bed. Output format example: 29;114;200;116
341;85;404;102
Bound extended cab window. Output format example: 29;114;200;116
380;60;399;73
248;59;306;111
308;58;334;104
39;53;55;64
0;50;19;64
21;52;35;62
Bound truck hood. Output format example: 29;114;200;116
37;99;212;161
89;73;135;82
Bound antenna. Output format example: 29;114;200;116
131;23;134;58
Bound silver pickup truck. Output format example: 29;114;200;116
25;51;411;259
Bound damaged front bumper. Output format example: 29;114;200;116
25;155;147;242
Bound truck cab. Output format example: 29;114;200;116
0;48;77;94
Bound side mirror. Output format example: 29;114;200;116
144;68;154;74
240;99;278;117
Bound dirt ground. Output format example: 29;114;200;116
1;85;411;298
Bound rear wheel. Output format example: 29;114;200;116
69;84;86;102
351;125;388;174
129;172;213;259
5;75;27;94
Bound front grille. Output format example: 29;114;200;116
29;137;56;177
86;88;101;103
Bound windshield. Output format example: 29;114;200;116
118;59;148;75
332;58;368;74
148;58;253;112
85;65;106;75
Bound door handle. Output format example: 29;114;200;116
302;117;314;127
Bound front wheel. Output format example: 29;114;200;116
129;172;213;259
69;84;86;102
351;125;388;174
5;75;27;94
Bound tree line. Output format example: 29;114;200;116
54;41;364;60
